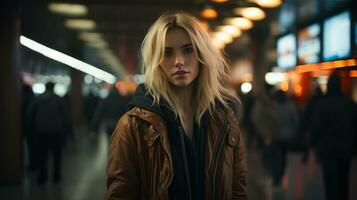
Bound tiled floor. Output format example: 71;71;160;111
1;128;356;200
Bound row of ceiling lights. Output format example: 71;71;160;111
48;0;282;67
202;0;282;49
48;3;126;78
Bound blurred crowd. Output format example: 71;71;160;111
19;71;356;200
238;71;357;200
21;82;132;186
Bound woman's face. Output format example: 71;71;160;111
160;27;200;88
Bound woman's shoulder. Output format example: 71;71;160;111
110;107;167;143
127;107;165;123
211;99;241;126
110;108;151;141
115;107;155;127
220;97;242;121
116;107;167;132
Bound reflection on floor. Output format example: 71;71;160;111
0;128;108;200
246;140;357;200
1;128;356;200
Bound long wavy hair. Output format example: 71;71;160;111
141;11;237;124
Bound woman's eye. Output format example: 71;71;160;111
183;48;193;54
164;50;173;57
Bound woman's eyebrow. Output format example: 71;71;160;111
164;43;192;49
181;43;193;48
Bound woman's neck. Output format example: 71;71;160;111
171;84;195;139
172;84;194;112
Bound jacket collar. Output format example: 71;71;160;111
127;105;234;133
128;107;167;132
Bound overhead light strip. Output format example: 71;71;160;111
48;3;88;16
20;35;116;84
295;59;357;73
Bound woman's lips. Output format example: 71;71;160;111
172;70;188;76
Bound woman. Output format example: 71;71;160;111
107;12;247;200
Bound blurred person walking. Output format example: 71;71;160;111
310;72;357;200
27;82;72;185
239;90;256;150
300;85;324;163
84;89;99;132
106;12;247;200
251;83;280;165
273;90;299;190
251;83;281;199
21;82;35;171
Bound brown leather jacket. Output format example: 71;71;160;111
107;106;247;200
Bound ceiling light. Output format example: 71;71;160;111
211;0;228;3
86;40;108;49
217;25;241;38
200;6;218;19
80;34;108;49
224;17;254;30
79;32;102;41
20;35;116;84
211;38;225;49
48;3;88;16
65;19;96;30
251;0;282;8
211;32;233;44
234;7;266;21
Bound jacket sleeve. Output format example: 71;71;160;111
232;120;247;199
106;114;140;200
227;110;247;200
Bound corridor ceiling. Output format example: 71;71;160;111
19;0;351;79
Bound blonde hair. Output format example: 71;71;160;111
141;11;237;124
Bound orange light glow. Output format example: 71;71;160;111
295;59;357;74
296;63;319;73
350;70;357;77
346;59;357;66
234;7;265;21
115;80;137;95
321;60;346;70
211;0;228;3
224;17;253;30
252;0;282;8
200;6;218;19
240;73;253;82
280;80;289;92
217;25;241;38
311;70;331;77
294;85;302;97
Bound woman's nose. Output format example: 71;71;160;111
174;53;184;67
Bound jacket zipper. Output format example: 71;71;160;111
211;119;230;200
178;126;193;200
